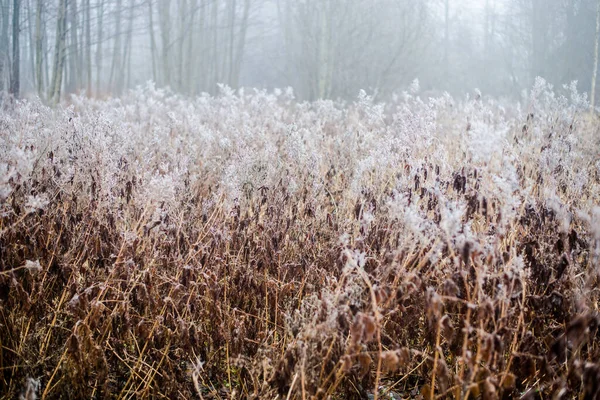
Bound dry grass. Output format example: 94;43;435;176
0;83;599;399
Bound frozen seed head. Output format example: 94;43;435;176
24;260;42;273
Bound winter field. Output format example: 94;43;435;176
1;80;600;399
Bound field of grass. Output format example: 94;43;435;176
1;80;599;399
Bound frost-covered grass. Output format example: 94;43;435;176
0;80;599;399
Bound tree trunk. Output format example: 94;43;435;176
158;1;171;87
592;0;600;110
176;0;186;91
9;0;19;97
316;2;332;99
195;0;206;92
67;0;79;93
0;2;4;90
84;0;91;95
121;0;135;90
276;0;293;93
211;0;217;93
42;4;48;91
226;0;236;86
231;0;249;89
444;0;449;83
35;0;43;96
48;0;67;104
108;0;122;92
185;0;198;94
0;0;9;92
95;0;103;95
148;0;158;83
26;0;35;92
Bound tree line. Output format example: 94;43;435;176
0;0;599;103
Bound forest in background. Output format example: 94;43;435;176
0;0;600;103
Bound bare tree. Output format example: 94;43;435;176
184;0;198;94
67;0;80;93
48;0;67;103
34;0;42;96
158;0;170;87
95;0;104;96
4;0;600;102
231;0;249;88
84;0;91;94
121;0;134;89
108;0;122;92
25;0;35;91
9;0;19;97
0;0;8;91
278;0;432;100
444;0;449;82
592;0;600;110
147;0;157;83
210;0;217;92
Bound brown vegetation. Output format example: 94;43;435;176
1;85;599;399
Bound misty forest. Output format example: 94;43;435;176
1;0;600;399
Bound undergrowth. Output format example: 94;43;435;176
0;80;599;399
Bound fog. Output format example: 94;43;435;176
1;0;599;103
